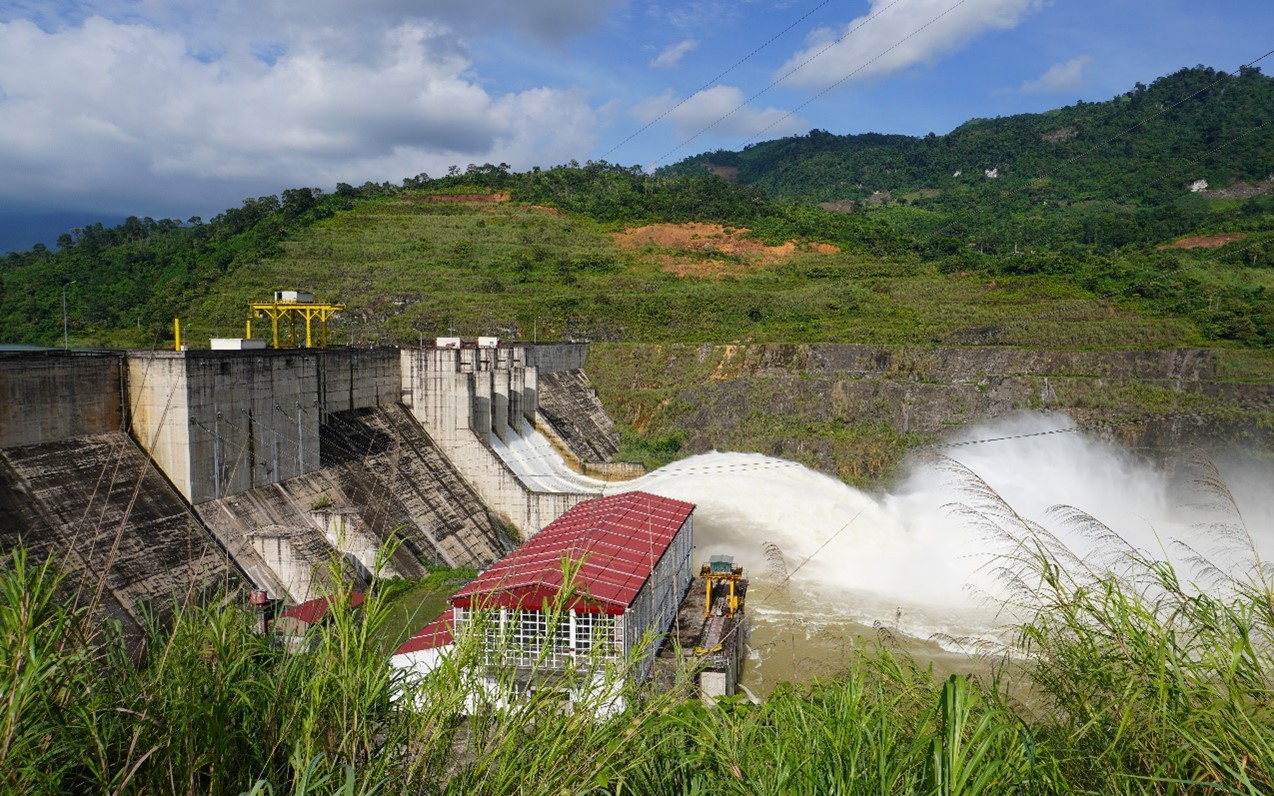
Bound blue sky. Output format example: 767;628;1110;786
0;0;1270;226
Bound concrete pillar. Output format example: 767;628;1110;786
473;370;492;437
508;366;526;426
700;671;730;702
521;365;538;420
127;353;193;498
492;368;510;440
251;535;318;603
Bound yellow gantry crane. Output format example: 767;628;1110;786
701;556;744;618
248;290;344;349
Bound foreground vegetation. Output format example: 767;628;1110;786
4;470;1272;795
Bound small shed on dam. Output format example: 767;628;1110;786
393;490;695;714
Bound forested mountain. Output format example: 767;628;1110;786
1;66;1271;350
663;65;1274;254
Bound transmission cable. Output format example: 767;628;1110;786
600;0;838;163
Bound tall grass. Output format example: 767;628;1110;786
3;464;1272;794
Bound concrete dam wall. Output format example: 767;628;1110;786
2;342;627;608
400;344;613;536
0;351;126;447
200;404;514;602
0;351;239;637
536;369;622;465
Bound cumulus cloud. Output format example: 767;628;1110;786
1019;55;1091;93
633;86;803;150
651;39;698;69
0;15;601;216
775;0;1044;88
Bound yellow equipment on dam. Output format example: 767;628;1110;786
248;290;345;349
651;554;748;701
695;555;746;657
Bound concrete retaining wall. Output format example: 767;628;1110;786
1;352;125;447
523;342;589;374
129;348;409;504
318;347;400;414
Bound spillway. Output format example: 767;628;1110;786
489;420;607;494
616;411;1274;693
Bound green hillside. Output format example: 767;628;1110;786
167;189;1210;351
663;65;1274;258
2;162;1271;351
3;65;1272;351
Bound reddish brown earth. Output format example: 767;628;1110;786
1160;233;1248;250
612;222;840;277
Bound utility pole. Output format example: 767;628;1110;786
62;281;74;350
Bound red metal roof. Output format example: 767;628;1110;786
451;491;694;615
279;591;365;624
394;610;454;656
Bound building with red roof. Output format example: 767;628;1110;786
392;490;694;712
278;591;366;625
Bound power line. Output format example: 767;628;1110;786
919;400;1274;452
647;0;919;168
741;0;970;148
600;0;838;163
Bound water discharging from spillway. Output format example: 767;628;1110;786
618;412;1274;695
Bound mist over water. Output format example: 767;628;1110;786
618;411;1274;689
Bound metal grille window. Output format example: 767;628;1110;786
552;615;571;667
573;612;618;659
483;609;507;666
510;610;547;667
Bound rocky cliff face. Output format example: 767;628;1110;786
587;344;1274;485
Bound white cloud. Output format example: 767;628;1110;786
633;86;803;149
646;2;739;32
775;0;1044;89
651;39;698;69
0;16;602;216
1019;55;1091;93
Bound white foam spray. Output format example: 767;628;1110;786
616;411;1274;687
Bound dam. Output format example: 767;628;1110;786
5;334;1273;699
0;341;627;634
